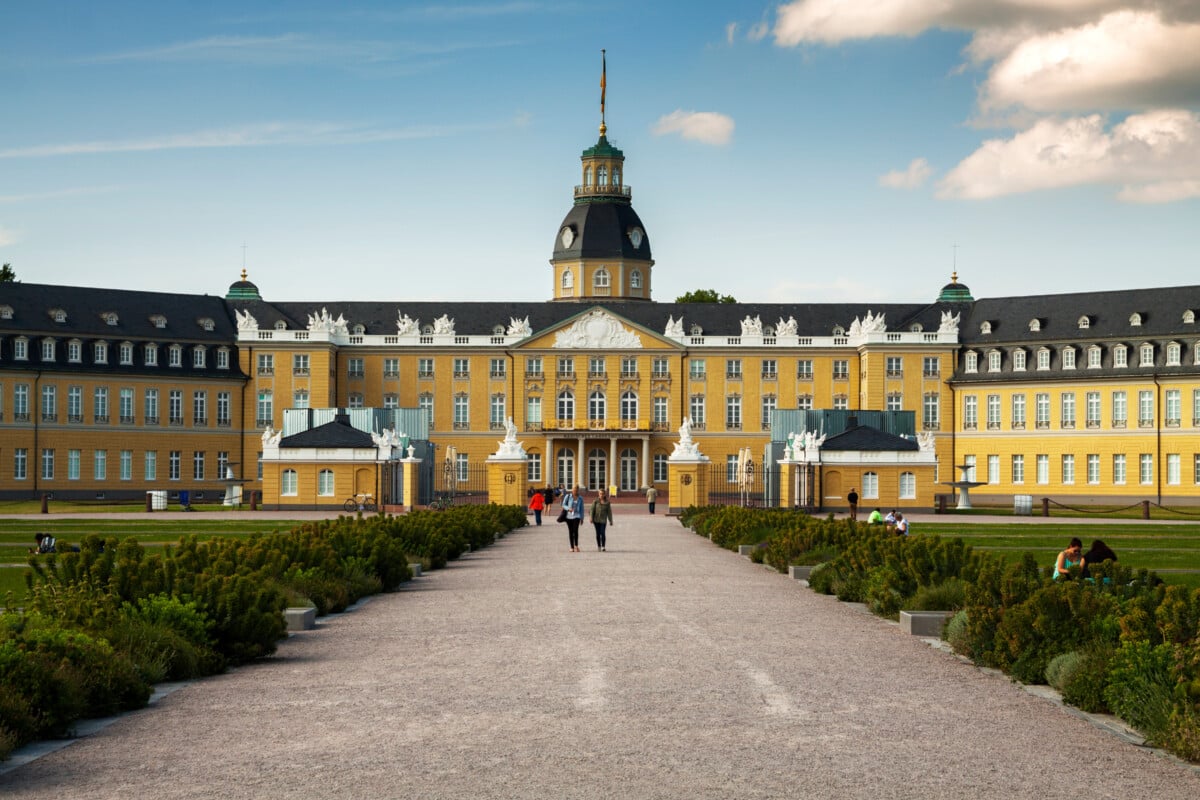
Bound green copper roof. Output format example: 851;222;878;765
582;135;623;159
937;280;974;303
226;273;261;300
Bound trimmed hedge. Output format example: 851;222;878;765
680;505;1200;762
0;504;527;760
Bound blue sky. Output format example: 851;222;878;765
2;1;1198;305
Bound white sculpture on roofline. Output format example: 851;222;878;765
396;313;419;335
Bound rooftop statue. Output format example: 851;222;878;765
939;310;961;333
235;309;258;331
740;315;763;336
664;315;685;338
775;316;798;336
507;316;532;337
396;313;419;335
432;314;455;335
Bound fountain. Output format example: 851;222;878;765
942;463;988;510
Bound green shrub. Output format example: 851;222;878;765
1046;651;1084;691
906;578;969;612
1105;641;1176;743
944;610;970;655
1059;646;1112;713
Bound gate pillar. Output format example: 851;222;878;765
667;459;708;515
400;456;422;512
777;460;796;509
487;457;528;506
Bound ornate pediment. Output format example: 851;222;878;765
554;309;642;349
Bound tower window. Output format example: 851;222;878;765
561;270;574;290
584;167;592;187
598;165;607;185
630;270;642;289
594;268;610;289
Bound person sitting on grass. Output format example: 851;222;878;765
1081;539;1117;579
32;532;56;554
867;508;883;525
1053;537;1084;580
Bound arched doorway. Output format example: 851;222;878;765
587;448;607;491
619;448;639;492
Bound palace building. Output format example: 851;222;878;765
3;97;1199;510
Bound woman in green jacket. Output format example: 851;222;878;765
590;490;614;551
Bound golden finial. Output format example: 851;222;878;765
951;270;958;284
241;268;248;281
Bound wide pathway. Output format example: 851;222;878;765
3;514;1199;799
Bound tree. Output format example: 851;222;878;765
675;288;736;303
0;263;15;283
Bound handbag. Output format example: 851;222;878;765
556;508;567;523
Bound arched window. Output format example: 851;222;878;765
318;469;335;496
281;469;298;496
561;270;574;290
630;270;642;289
594;268;610;288
1166;342;1181;366
583;167;592;187
621;390;638;422
613;170;620;186
899;472;916;499
1140;343;1155;366
557;390;574;421
589;390;606;421
598;165;608;185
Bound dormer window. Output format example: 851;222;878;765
1062;347;1076;370
119;342;133;365
1013;349;1026;371
13;336;28;360
352;324;366;335
93;341;108;364
49;308;67;324
168;344;183;367
910;323;923;332
422;324;434;335
145;343;158;366
198;317;215;331
1028;319;1041;332
689;324;703;336
1129;313;1143;327
150;314;167;329
987;350;1001;372
832;325;845;336
0;305;12;320
102;312;119;326
274;320;287;331
193;346;206;368
964;351;978;373
67;339;82;363
1087;345;1102;368
1077;316;1091;329
1185;310;1196;324
1114;344;1128;368
1139;343;1154;366
979;321;992;335
1036;348;1051;370
1166;342;1181;366
492;325;505;336
41;338;56;361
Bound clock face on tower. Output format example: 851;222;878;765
560;226;575;248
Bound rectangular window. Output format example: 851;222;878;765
383;357;399;378
1061;392;1075;428
193;451;205;481
1114;346;1127;367
653;396;668;425
257;353;273;375
144;389;159;424
94;450;107;481
456;453;468;483
558;357;575;376
1013;350;1026;371
145;451;157;481
1167;453;1180;485
256;391;272;427
761;395;776;430
725;396;741;429
42;448;55;481
1061;454;1074;485
963;454;976;482
526;453;542;483
653;454;668;483
1113;391;1127;426
192;348;205;368
589;356;606;377
887;394;902;412
14;383;29;420
168;346;182;368
490;395;506;428
683;358;704;380
419;394;433;425
988;351;1001;372
652;357;669;378
14;448;28;480
169;390;183;425
68;386;83;421
833;395;849;410
1037;349;1050;370
726;455;739;484
526;356;543;377
1166;389;1181;426
1036;393;1050;428
418;358;434;378
963;395;977;429
987;455;999;485
94;387;109;423
68;449;81;480
216;451;228;479
169;451;181;481
42;340;55;361
453;357;470;377
1088;347;1101;368
292;354;310;375
120;388;134;424
761;359;777;379
726;359;742;379
921;393;940;431
1062;348;1076;370
1012;454;1024;485
348;357;364;378
832;360;849;379
120;450;133;481
922;356;939;377
886;356;903;377
1139;390;1154;427
41;385;56;422
1140;454;1154;485
1086;392;1100;428
1087;454;1100;485
119;342;133;364
526;396;542;424
1114;454;1126;485
216;349;229;370
862;472;879;499
797;360;813;379
217;392;231;425
797;394;813;410
1036;454;1049;484
453;395;469;427
1194;389;1200;426
621;357;637;378
193;391;207;426
490;357;507;378
987;394;1000;429
1012;394;1026;428
689;395;705;427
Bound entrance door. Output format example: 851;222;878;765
619;448;639;491
557;448;575;490
587;448;607;491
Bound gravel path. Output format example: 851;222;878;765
3;513;1198;799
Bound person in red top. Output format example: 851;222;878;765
528;489;546;526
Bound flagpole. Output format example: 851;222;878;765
600;49;607;135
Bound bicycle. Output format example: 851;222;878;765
429;492;455;511
343;493;378;512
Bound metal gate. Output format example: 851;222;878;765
707;460;773;508
432;461;489;507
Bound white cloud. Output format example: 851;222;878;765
981;10;1200;112
879;157;933;188
726;22;738;44
938;109;1200;201
0;226;18;246
651;111;735;146
0;118;525;160
747;21;770;42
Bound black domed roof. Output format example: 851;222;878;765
937;273;973;303
553;202;651;261
225;271;261;301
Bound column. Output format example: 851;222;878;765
609;437;617;493
642;436;650;489
576;435;584;489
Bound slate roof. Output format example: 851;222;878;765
553;202;652;261
279;417;375;448
821;423;919;452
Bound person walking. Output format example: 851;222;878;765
646;485;658;514
590;490;614;551
528;489;546;526
563;486;583;552
847;487;859;521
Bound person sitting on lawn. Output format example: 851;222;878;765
33;532;56;554
1081;539;1117;579
867;508;883;525
1053;537;1084;580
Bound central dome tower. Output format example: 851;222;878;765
551;53;654;302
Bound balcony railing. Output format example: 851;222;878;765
620;371;638;380
490;371;506;379
525;371;544;379
68;414;83;424
1113;419;1127;428
145;415;159;425
293;368;309;376
194;417;207;427
121;415;136;425
454;371;470;379
94;415;109;424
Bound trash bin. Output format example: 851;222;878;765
148;490;168;511
179;490;191;509
1013;494;1033;516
